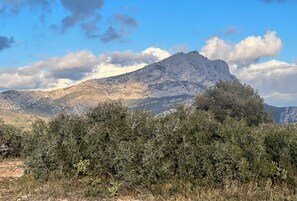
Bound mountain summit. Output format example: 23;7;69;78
98;51;236;98
0;51;236;124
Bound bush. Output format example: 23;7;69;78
0;120;23;158
22;100;297;194
194;80;272;126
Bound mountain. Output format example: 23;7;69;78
0;51;236;125
265;104;297;124
0;51;296;125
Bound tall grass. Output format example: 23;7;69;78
1;176;296;200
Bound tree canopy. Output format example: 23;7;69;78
194;80;272;126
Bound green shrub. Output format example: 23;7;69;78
22;99;297;192
74;159;90;176
0;120;23;157
194;80;272;126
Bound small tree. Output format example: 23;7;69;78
194;80;272;126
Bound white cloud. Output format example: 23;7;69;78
0;70;50;90
201;31;282;68
235;60;297;106
0;50;98;90
264;92;296;103
99;47;170;67
201;37;232;63
200;31;297;106
87;63;145;80
49;50;98;71
142;47;171;60
86;47;170;80
0;47;170;90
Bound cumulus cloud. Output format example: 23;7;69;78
0;47;170;90
40;50;99;80
86;47;170;80
200;31;297;106
104;48;167;67
0;35;14;51
236;60;297;106
200;37;232;64
201;31;282;68
0;65;53;90
0;50;98;90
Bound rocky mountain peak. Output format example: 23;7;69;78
147;51;234;79
0;51;295;125
0;51;238;124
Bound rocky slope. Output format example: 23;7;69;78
265;104;297;124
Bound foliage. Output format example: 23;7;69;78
194;80;272;126
18;83;297;197
74;159;90;176
21;101;297;193
0;120;23;157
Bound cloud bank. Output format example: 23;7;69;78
0;47;170;90
236;60;297;106
201;31;282;68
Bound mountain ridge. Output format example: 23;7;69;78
0;51;295;125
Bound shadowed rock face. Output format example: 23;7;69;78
0;51;237;124
265;104;297;124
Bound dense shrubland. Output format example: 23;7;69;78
2;80;297;198
0;120;23;159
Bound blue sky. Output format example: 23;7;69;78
0;0;297;106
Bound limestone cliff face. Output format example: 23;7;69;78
0;51;237;124
100;51;235;98
265;104;297;124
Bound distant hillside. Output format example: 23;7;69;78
265;104;297;124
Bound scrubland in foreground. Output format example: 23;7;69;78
1;81;297;200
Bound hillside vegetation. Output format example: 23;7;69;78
1;80;297;200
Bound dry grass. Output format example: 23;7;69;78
1;159;297;201
1;177;297;201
